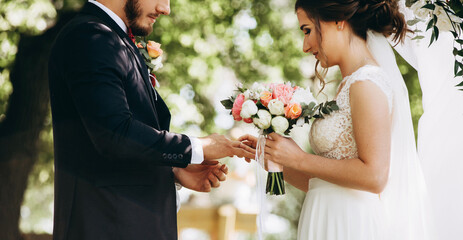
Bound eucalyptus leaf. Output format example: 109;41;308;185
412;35;425;41
426;19;434;31
407;18;422;26
422;3;436;10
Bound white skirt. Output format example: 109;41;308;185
298;178;386;240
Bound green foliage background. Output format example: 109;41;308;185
0;0;422;237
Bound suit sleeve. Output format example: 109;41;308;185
62;22;192;168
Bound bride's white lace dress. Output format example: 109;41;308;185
298;65;390;240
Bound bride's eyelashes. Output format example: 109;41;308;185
303;28;311;35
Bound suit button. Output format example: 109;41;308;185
162;153;167;159
173;154;178;160
168;154;172;159
179;154;183;159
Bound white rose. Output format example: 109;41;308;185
240;100;258;118
253;110;272;129
268;99;285;116
410;0;429;20
291;88;317;105
271;116;289;135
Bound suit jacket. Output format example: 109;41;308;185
48;3;191;239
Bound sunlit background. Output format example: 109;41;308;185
0;0;422;239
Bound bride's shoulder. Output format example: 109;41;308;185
348;65;393;110
349;65;391;89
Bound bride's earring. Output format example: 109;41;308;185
338;25;342;30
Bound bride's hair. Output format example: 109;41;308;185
295;0;409;89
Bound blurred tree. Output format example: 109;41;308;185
0;0;84;239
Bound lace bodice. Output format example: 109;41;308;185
309;65;393;160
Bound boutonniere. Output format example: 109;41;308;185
136;39;164;88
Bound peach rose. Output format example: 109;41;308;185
272;84;294;106
285;103;302;119
260;91;273;107
232;94;245;121
147;40;163;58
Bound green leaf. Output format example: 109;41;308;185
434;1;445;7
220;99;234;109
330;104;339;111
308;101;316;110
422;3;436;10
426;19;434;31
145;61;155;70
456;80;463;87
407;18;422;26
455;61;459;76
412;35;425;40
433;26;439;41
457;39;463;45
428;32;435;47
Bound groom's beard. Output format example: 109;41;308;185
124;0;152;36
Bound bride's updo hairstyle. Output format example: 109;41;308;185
295;0;409;87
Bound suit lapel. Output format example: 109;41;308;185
80;2;161;128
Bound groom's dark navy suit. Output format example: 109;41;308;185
49;2;191;239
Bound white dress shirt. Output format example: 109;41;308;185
89;0;204;212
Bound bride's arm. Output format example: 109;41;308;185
283;167;311;192
264;81;392;194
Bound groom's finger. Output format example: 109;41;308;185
212;167;227;181
208;173;221;188
202;180;212;192
220;164;229;175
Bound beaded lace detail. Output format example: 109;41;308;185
309;65;392;160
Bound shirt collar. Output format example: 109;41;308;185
88;0;127;33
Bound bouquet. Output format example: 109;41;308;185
221;82;338;195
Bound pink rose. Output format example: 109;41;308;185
243;118;253;123
232;94;245;121
272;84;294;106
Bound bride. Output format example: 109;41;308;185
240;0;431;239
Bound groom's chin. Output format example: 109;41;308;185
131;24;153;37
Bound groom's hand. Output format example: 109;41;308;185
200;134;254;160
172;160;228;192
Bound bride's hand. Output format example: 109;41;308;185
265;132;305;169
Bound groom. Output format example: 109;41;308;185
48;0;251;239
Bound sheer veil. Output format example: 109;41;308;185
366;30;434;239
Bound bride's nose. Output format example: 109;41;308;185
303;37;311;53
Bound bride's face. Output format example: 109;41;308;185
297;8;342;68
